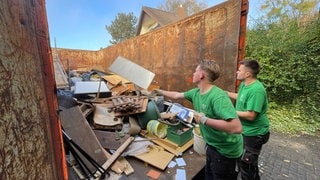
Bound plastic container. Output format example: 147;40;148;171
193;126;206;155
147;120;168;138
137;100;161;129
167;123;193;146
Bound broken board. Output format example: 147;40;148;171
108;56;155;90
102;74;130;85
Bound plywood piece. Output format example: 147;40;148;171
133;145;174;170
108;84;131;95
140;130;194;156
109;56;155;89
59;106;125;174
118;157;135;175
102;74;130;85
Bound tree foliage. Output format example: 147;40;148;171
245;0;320;125
106;12;137;45
157;0;208;16
260;0;319;23
106;0;208;44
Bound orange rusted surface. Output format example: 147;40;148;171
0;0;67;179
40;1;69;180
56;0;246;107
236;0;249;92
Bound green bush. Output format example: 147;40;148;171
268;102;320;135
245;17;320;135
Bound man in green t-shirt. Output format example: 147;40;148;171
154;59;243;180
226;60;270;180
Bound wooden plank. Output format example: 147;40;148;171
102;74;130;85
100;137;135;172
140;130;193;156
118;157;135;175
53;51;69;89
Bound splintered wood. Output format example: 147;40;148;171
107;96;148;116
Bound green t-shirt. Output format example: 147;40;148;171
184;86;243;158
236;81;270;136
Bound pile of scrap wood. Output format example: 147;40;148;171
56;59;195;179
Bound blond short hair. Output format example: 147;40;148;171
199;59;220;83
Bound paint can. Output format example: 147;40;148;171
147;120;168;138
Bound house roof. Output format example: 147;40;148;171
135;6;185;36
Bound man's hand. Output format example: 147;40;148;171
194;112;206;124
151;89;163;96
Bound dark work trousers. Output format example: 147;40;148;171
205;145;240;180
240;132;270;180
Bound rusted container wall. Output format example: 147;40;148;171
57;0;244;106
0;0;66;179
56;48;101;70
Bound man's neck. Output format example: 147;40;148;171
198;82;213;94
244;78;256;86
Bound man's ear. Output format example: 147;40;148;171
245;71;252;78
200;73;205;79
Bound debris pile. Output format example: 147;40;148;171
55;56;198;179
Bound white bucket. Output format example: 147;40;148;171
193;126;206;155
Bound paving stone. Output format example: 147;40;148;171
258;131;319;180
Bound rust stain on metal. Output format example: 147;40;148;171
56;0;246;107
0;0;66;179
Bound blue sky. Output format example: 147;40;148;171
46;0;261;51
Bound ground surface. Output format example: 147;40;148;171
258;131;320;180
68;130;320;180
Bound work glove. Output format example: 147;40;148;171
151;89;163;96
193;112;208;124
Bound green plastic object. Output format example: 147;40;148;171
167;123;193;146
137;100;160;129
